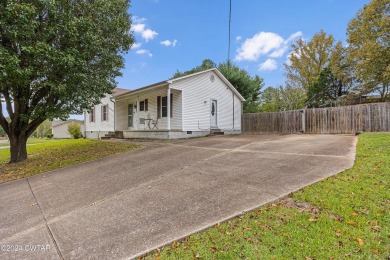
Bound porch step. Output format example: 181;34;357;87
101;131;116;140
209;129;224;136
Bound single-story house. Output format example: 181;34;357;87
84;87;130;139
52;120;84;139
85;68;245;139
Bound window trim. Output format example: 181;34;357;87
101;104;108;122
90;107;95;123
157;95;173;118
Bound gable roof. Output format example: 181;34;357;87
52;119;84;128
115;68;245;101
167;68;245;101
112;87;131;97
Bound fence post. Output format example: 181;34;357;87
301;109;306;133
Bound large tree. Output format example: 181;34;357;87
306;67;345;108
259;85;306;112
0;0;133;162
347;0;390;100
173;60;264;113
285;30;337;91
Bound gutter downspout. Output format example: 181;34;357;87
232;92;235;130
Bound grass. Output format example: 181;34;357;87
143;133;389;260
0;138;139;183
0;138;52;147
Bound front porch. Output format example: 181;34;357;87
115;82;183;132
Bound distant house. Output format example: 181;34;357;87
84;88;130;139
52;120;84;139
85;68;245;139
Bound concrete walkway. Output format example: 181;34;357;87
0;134;357;260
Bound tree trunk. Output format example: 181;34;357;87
9;135;28;163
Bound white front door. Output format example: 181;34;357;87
211;100;217;128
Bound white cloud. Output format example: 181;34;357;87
131;43;142;49
235;32;284;61
286;31;303;42
132;17;158;42
235;31;303;62
236;36;242;41
132;23;146;33
269;46;288;58
160;39;178;47
132;16;146;24
141;29;158;42
136;49;153;57
258;59;277;71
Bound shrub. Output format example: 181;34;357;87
46;133;54;139
67;123;82;139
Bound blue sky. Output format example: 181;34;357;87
120;0;370;90
1;0;371;119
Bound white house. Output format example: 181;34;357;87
52;120;84;138
113;68;245;139
84;88;130;139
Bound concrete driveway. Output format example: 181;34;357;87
0;134;357;259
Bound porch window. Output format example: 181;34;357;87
157;95;173;118
140;99;148;112
89;107;95;123
161;96;167;117
102;104;108;121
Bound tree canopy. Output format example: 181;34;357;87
0;0;133;162
173;60;264;113
347;0;390;100
259;85;306;112
285;30;337;91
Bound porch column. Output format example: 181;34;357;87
136;96;140;129
167;88;171;130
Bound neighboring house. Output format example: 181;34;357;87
52;120;84;139
113;68;245;139
84;88;130;139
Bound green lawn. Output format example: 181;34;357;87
143;133;389;259
0;138;139;183
0;138;53;147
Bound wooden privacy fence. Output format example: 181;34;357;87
243;103;390;134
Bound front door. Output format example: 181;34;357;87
128;104;133;128
211;100;217;128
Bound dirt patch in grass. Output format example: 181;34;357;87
0;139;139;183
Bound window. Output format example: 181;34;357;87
157;95;173;118
102;105;108;121
161;96;167;117
140;99;148;112
89;107;95;123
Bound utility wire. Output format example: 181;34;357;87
228;0;232;67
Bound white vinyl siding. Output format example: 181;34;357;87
170;71;241;131
85;95;115;132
